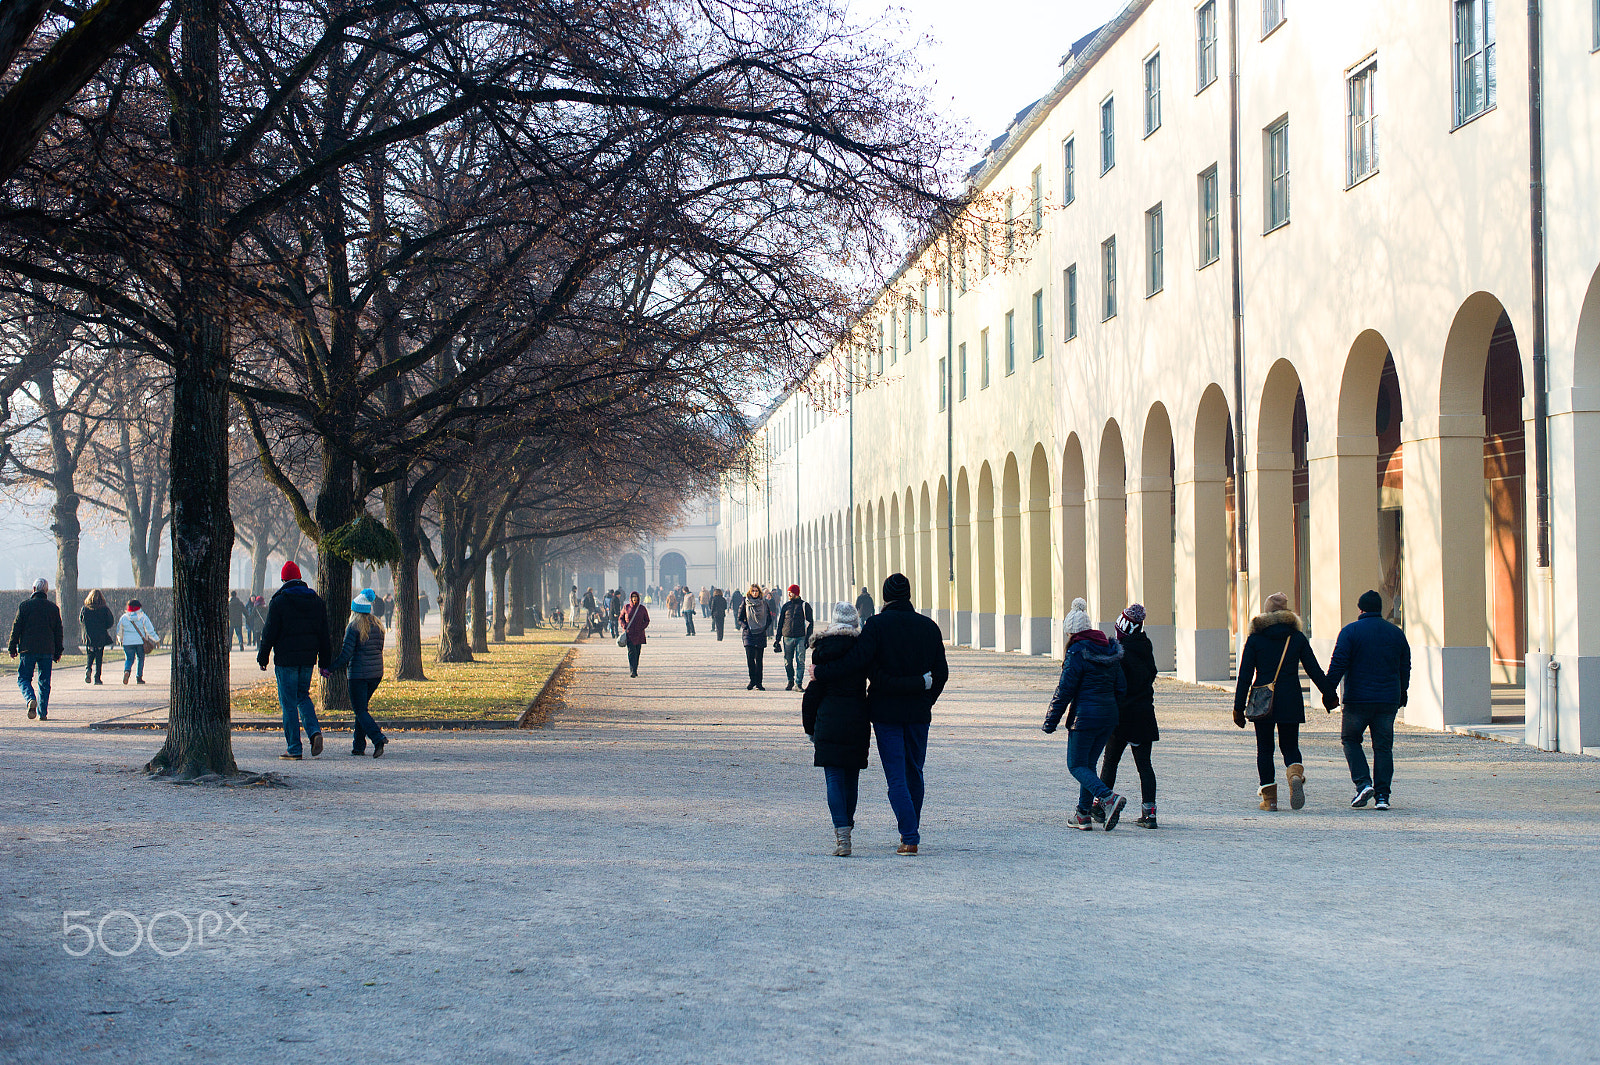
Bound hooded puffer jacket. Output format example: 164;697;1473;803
329;619;386;680
801;627;870;769
1044;630;1127;731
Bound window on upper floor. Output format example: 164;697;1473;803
1197;1;1218;90
877;320;885;374
1594;0;1599;50
1453;0;1496;126
920;284;929;339
889;310;898;365
1100;96;1115;173
958;343;968;400
958;239;968;292
1102;236;1118;320
1146;204;1164;296
938;356;947;411
1347;58;1378;185
1265;117;1290;231
1198;164;1221;266
1144;52;1162;136
1263;0;1285;36
1005;310;1016;375
1005;193;1016;257
1063;137;1076;204
980;328;991;389
903;295;913;350
1031;167;1043;230
1032;291;1045;361
1064;264;1079;339
980;221;991;276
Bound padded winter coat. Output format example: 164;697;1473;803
329;620;386;680
1232;610;1331;724
1114;629;1160;744
256;580;332;669
621;603;650;645
801;630;871;769
737;595;772;647
1324;613;1411;708
776;599;813;641
79;604;116;650
8;592;63;658
811;600;948;726
1044;631;1127;732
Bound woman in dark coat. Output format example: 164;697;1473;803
620;591;649;678
1233;592;1334;811
736;585;773;690
79;589;116;685
1100;603;1160;828
801;602;870;856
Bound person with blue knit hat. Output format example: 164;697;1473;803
326;589;389;757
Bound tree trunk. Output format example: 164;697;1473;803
249;534;272;597
314;450;354;713
471;555;488;652
491;546;508;643
507;546;525;637
436;571;473;662
146;0;236;779
385;481;427;680
52;484;81;650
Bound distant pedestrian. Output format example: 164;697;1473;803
9;577;63;721
418;592;431;624
245;596;265;646
570;586;581;629
700;586;710;618
620;591;649;677
737;584;773;690
812;573;948;855
775;585;814;691
1100;603;1160;828
228;591;246;650
710;588;728;641
854;586;875;621
115;598;159;686
1233;592;1335;812
257;561;332;760
79;589;116;685
327;590;389;758
608;590;622;638
1324;589;1411;811
682;587;697;636
1043;598;1129;831
802;602;870;856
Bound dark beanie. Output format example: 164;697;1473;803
1358;589;1383;614
882;573;911;603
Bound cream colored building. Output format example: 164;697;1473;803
717;0;1600;753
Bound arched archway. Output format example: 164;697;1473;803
1091;422;1127;630
902;487;917;600
1178;385;1233;681
955;468;973;644
1134;404;1176;669
658;551;688;591
1060;434;1088;655
1001;454;1024;651
976;461;998;648
1025;444;1053;654
888;493;902;578
1254;359;1311;626
918;482;934;614
619;553;646;595
1553;264;1600;749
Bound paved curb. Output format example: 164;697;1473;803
517;645;578;728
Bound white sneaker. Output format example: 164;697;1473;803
1351;784;1375;808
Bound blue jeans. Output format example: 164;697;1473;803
874;721;929;845
122;644;145;679
1067;724;1116;812
823;766;860;829
17;653;52;717
782;637;806;687
349;678;386;751
1342;703;1398;797
275;665;321;756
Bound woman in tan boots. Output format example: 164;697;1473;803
1232;592;1336;810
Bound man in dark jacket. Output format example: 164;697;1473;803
1324;589;1412;810
257;561;333;759
775;584;814;691
9;578;63;721
228;592;246;650
710;589;728;641
813;573;948;855
854;586;875;621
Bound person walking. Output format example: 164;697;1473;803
1324;589;1411;810
1233;592;1336;811
9;578;62;720
570;585;582;629
244;596;264;647
418;592;431;625
620;591;649;677
1042;598;1130;831
257;560;333;760
682;587;697;636
775;584;814;691
666;587;679;619
228;591;246;651
802;602;870;856
812;573;948;855
79;589;116;685
115;598;159;685
854;586;875;621
710;588;728;641
327;591;389;758
609;590;622;638
700;586;710;619
1100;603;1160;828
736;584;774;690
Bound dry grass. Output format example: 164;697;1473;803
230;628;577;721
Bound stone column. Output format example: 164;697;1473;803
1174;461;1230;681
1128;473;1176;670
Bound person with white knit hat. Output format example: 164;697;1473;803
1042;597;1130;830
801;601;870;856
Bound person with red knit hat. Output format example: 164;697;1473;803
775;584;814;692
257;560;333;760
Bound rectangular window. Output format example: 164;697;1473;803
1143;52;1162;136
1102;237;1117;320
1266;117;1290;230
889;310;898;365
958;343;968;400
878;320;885;374
1004;194;1015;257
1064;264;1079;339
980;222;990;276
1146;204;1164;296
1594;0;1599;50
938;357;947;410
1199;165;1220;266
1005;311;1016;375
1347;59;1378;185
1197;1;1218;90
1063;137;1076;204
1100;96;1115;173
959;240;968;292
1032;291;1045;361
920;284;929;339
904;296;913;351
1453;0;1496;126
1263;0;1284;36
1031;167;1043;230
980;328;991;389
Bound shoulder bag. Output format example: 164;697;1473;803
1245;637;1292;719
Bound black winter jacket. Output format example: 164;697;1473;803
854;592;875;620
227;595;245;625
776;599;813;641
257;580;333;669
1233;610;1331;724
736;595;772;647
1324;612;1411;707
9;592;63;658
812;599;948;726
1114;629;1160;744
801;630;870;769
710;593;727;620
80;604;116;650
1044;631;1126;731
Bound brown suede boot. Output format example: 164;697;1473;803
1258;783;1279;811
1286;763;1306;810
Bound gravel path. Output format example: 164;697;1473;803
2;627;1598;1064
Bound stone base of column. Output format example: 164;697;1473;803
1405;645;1491;729
956;610;973;646
1025;616;1052;656
1145;624;1176;672
1002;614;1022;652
1177;627;1231;683
932;608;952;641
977;612;997;649
1553;654;1600;753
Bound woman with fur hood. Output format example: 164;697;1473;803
801;602;871;856
1233;592;1335;811
1042;598;1130;831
